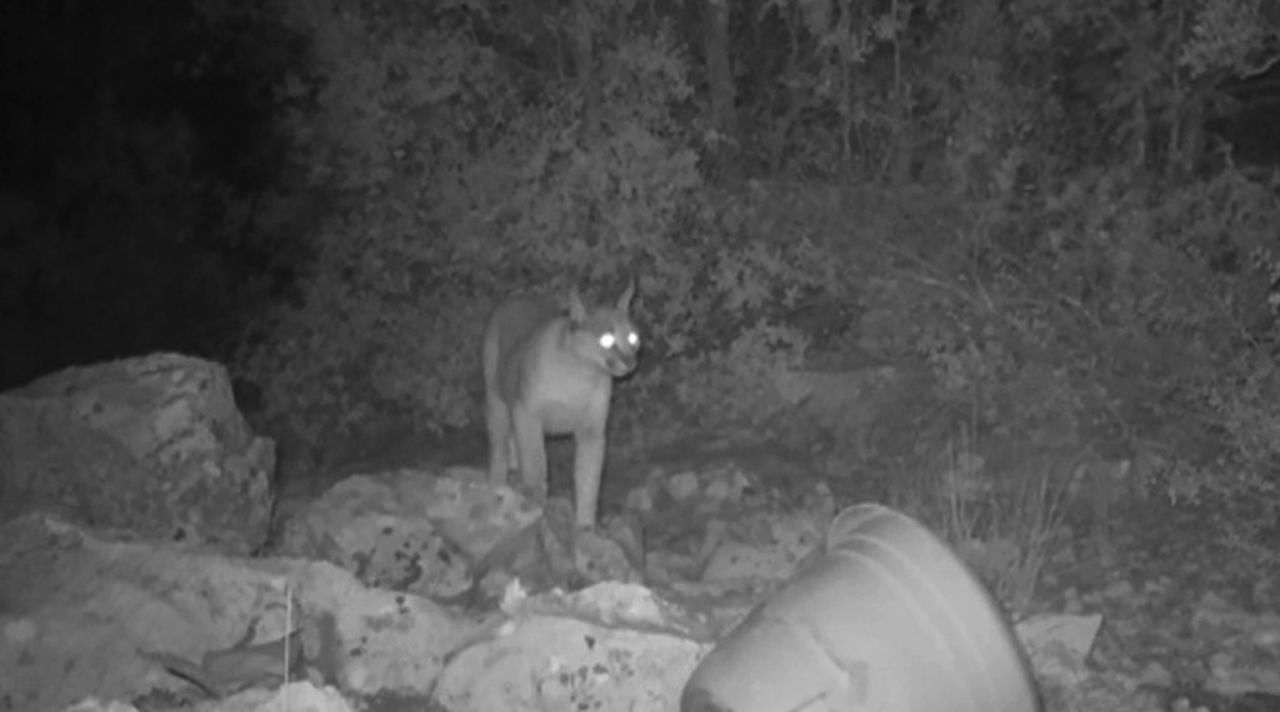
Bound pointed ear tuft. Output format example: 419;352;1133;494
616;278;636;312
568;287;587;323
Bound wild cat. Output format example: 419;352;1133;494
481;282;640;528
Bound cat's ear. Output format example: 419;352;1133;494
568;287;587;324
616;278;636;312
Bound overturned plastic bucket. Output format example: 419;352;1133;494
681;503;1041;712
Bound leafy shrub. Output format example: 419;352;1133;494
223;0;1280;559
230;3;510;449
230;4;849;457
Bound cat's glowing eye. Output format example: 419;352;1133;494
599;333;616;349
627;332;639;346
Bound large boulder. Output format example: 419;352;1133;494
0;514;468;712
0;352;275;554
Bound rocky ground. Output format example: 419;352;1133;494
307;421;1280;712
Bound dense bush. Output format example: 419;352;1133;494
230;1;853;454
7;0;1280;548
223;1;1280;543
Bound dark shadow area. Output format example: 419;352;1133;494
0;0;308;389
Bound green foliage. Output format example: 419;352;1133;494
667;319;811;430
9;0;1280;564
232;0;518;446
1180;0;1279;75
218;0;1280;551
957;169;1280;533
232;1;844;451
